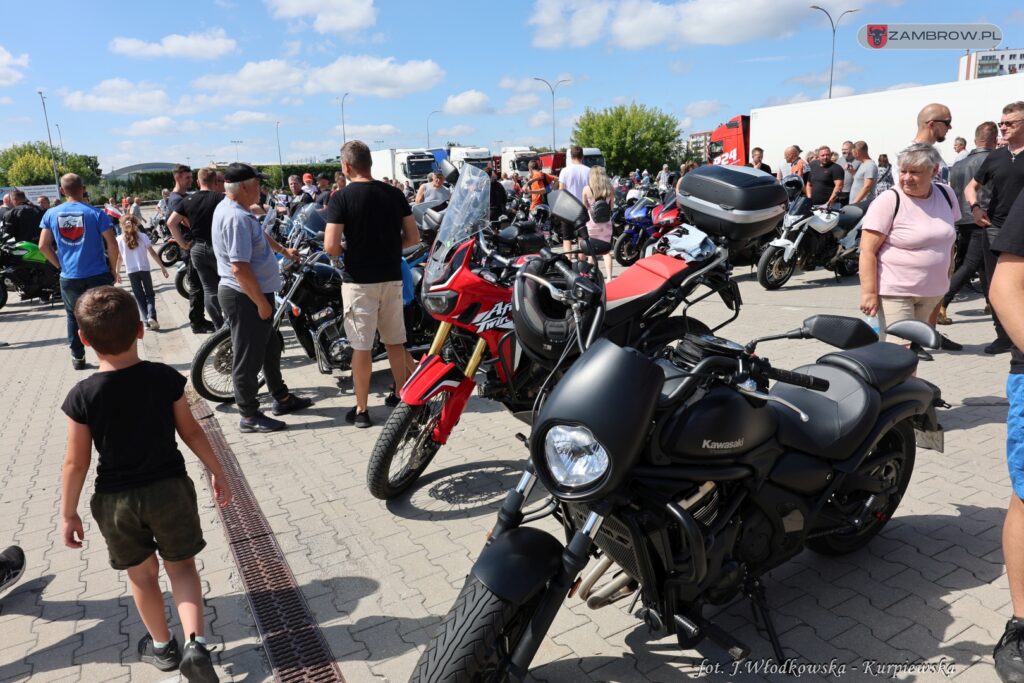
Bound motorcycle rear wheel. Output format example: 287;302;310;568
366;395;446;500
159;242;181;267
757;245;795;290
409;574;539;683
191;327;266;403
806;420;915;556
175;267;190;299
613;232;643;267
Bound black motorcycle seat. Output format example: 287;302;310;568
771;364;880;460
817;343;917;392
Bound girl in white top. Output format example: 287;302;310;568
115;215;168;330
582;166;616;278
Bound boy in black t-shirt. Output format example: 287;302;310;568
59;286;231;682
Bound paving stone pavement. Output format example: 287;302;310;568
0;248;1014;682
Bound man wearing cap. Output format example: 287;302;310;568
213;163;312;433
314;173;332;208
301;172;317;197
286;174;314;217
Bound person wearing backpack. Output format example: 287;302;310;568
858;143;959;349
582;166;615;277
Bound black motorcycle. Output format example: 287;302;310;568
410;310;944;681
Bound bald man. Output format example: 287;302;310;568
913;102;953;182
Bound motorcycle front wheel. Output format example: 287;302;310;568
191;327;266;403
159;242;181;267
409;574;540;683
366;395;447;500
175;267;190;299
757;245;796;290
613;231;643;267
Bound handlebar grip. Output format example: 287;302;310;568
552;258;578;284
766;367;830;392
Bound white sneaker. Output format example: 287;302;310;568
147;319;160;330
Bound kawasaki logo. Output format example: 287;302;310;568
703;438;744;450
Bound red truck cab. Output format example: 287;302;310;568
709;115;750;166
539;151;566;175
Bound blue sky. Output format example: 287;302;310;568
0;0;1022;172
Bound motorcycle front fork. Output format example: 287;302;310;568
422;322;490;443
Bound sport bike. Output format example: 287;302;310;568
0;231;59;309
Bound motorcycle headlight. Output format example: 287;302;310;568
544;425;609;490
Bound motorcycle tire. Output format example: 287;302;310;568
757;245;796;290
175;267;190;299
806;420;915;556
834;258;859;277
409;574;540;683
613;232;643;267
191;327;265;403
158;242;181;267
366;395;446;500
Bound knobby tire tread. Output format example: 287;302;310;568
366;402;438;500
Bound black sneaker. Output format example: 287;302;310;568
346;406;372;428
71;356;86;371
191;322;216;334
138;634;181;672
239;412;286;433
180;634;219;683
995;618;1024;683
271;393;313;416
987;340;1014;355
0;545;25;596
939;333;963;351
384;392;400;408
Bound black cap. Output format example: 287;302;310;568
315;172;331;181
223;163;268;183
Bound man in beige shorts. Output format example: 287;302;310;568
324;140;420;428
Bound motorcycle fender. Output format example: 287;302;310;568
472;527;564;606
400;354;471;406
769;237;797;262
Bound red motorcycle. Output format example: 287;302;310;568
365;167;735;500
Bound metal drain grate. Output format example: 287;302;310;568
191;395;345;683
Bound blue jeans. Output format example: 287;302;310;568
60;272;115;359
128;271;157;322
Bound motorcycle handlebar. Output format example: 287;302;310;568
764;366;830;392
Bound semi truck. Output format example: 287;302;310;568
708;72;1023;169
448;146;493;171
369;148;437;187
501;146;540;177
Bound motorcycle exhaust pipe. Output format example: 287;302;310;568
585;572;637;610
576;555;613;601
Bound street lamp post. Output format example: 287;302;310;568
533;77;570;151
54;123;65;157
36;90;60;188
426;110;441;149
230;140;243;162
810;5;859;99
275;121;284;187
336;93;350;144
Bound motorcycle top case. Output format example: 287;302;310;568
677;165;787;242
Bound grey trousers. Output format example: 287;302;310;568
218;287;288;417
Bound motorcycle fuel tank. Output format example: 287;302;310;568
660;385;777;459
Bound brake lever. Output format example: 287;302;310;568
519;271;568;302
735;385;809;422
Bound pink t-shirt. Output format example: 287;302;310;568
864;185;959;297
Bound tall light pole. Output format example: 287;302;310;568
230;140;243;162
275;121;284;187
810;5;859;99
426;110;441;149
36;90;60;187
337;92;350;144
54;123;65;157
533;77;570;151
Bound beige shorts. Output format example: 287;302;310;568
877;295;943;342
342;281;406;351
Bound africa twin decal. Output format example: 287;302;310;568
473;301;514;332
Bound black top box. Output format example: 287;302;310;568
677;165;787;242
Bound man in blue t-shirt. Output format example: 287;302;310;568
38;173;119;370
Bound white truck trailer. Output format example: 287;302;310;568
449;146;493;171
369;148;437;187
501;146;540;177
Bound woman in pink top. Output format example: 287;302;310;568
859;143;959;341
582;166;615;277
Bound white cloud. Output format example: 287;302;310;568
529;110;552;128
529;0;613;48
63;79;172;114
788;60;860;85
670;61;692;75
679;116;693;130
0;96;11;105
0;46;29;86
437;124;475;138
227;111;276;124
609;1;680;49
828;85;856;98
193;59;305;96
500;93;540;114
331;123;401;138
761;92;812;106
498;76;540;92
554;97;572;110
114;116;201;136
684;99;723;118
443;89;492;115
886;82;922;91
283;40;302;57
306;55;445;97
266;0;377;33
108;29;236;59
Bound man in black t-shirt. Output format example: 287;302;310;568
966;101;1024;354
747;147;773;176
986;187;1024;682
314;173;332;208
165;164;216;334
170;167;225;328
286;174;314;217
804;146;844;206
323;140;419;428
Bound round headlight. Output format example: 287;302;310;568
543;425;609;490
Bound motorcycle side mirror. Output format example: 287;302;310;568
800;314;878;349
885;320;941;350
439;159;459;184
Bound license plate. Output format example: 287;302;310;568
916;427;944;453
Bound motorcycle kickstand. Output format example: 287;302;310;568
745;578;786;663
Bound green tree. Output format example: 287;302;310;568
571;103;682;176
6;152;56;186
0;142;55;185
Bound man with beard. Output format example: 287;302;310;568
804;146;844;207
913;102;953;183
286;174;313;217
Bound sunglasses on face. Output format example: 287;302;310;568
929;119;952;127
999;120;1023;129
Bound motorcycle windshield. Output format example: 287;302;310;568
425;163;490;285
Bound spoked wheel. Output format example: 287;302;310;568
807;420;915;556
175;267;190;299
613;232;643;267
366;394;447;500
409;574;541;683
159;242;181;267
757;245;796;290
190;327;265;403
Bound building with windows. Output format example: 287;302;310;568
959;48;1024;80
688;131;712;162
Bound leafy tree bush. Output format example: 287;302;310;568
571;103;682;176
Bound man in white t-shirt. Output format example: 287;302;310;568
557;145;590;252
